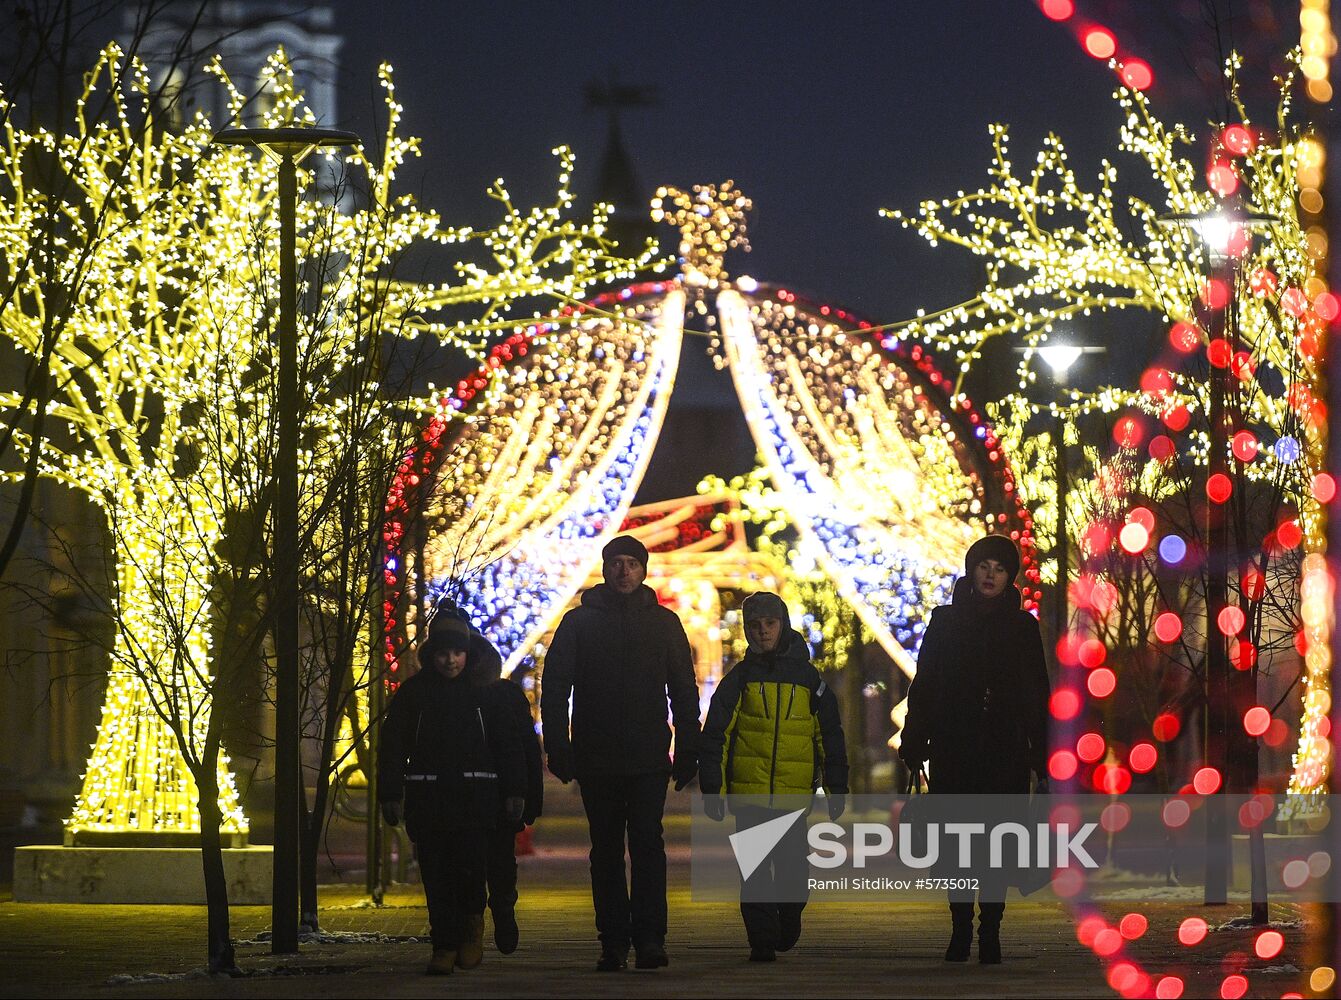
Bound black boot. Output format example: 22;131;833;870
493;907;519;955
945;903;973;962
634;940;669;969
978;902;1004;965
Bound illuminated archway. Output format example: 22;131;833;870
382;185;1039;726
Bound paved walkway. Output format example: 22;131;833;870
0;842;1317;999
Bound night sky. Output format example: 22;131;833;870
332;2;1128;321
326;1;1304;497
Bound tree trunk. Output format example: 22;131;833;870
299;818;320;932
299;777;327;932
197;776;239;975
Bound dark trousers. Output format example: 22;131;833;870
486;821;521;915
417;830;488;949
736;806;809;950
949;874;1007;930
579;772;669;950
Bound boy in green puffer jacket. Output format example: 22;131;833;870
699;592;849;962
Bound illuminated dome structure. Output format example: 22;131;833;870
382;183;1039;731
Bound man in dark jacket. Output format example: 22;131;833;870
379;614;526;975
463;621;543;956
540;534;701;972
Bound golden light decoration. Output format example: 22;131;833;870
389;195;1032;757
1300;0;1336;103
409;284;686;678
0;45;649;837
882;50;1332;795
650;181;752;286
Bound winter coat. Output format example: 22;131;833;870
377;667;526;841
899;579;1050;794
699;629;849;801
467;631;544;825
492;678;544;825
540;582;701;777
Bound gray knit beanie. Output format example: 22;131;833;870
742;591;789;624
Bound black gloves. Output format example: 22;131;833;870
827;792;847;821
504;796;525;823
380;800;401;827
547;748;574;784
703;795;726;822
672;754;698;791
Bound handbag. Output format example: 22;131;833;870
896;767;933;866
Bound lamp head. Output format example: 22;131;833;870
1038;344;1083;381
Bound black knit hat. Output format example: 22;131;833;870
426;613;472;652
742;591;789;624
602;534;649;569
964;534;1021;582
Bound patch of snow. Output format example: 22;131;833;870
1212;916;1305;932
237;930;426;945
106;971;207;985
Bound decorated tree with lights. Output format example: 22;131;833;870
882;53;1331;819
0;41;649;967
0;0;218;579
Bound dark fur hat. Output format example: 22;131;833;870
964;534;1021;581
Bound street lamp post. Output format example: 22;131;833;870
211;126;361;955
1037;345;1083;647
1158;206;1276;907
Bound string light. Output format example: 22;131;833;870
1;46;647;836
882;50;1332;800
384;192;1032;755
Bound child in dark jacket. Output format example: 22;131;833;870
462;619;544;956
698;592;848;963
378;613;526;975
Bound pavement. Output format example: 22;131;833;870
0;797;1322;998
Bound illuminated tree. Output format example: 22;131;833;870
0;0;212;577
883;53;1331;802
0;41;649;968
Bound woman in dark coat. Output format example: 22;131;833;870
898;534;1051;965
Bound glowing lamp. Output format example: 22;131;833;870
1178;917;1208;945
1119;913;1148;939
1158;534;1186;563
1083;27;1116;58
1169;322;1201;352
1152;712;1181;741
1129;742;1157;773
1087;667;1116;698
1217;605;1245;635
1221;125;1254;155
1243;706;1271;737
1154;612;1182;642
1312;473;1336;502
1155;975;1185;999
1119;60;1153;91
1193;766;1222;794
1118;522;1149;553
1077;732;1106;762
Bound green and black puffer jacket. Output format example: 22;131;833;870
699;629;848;801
